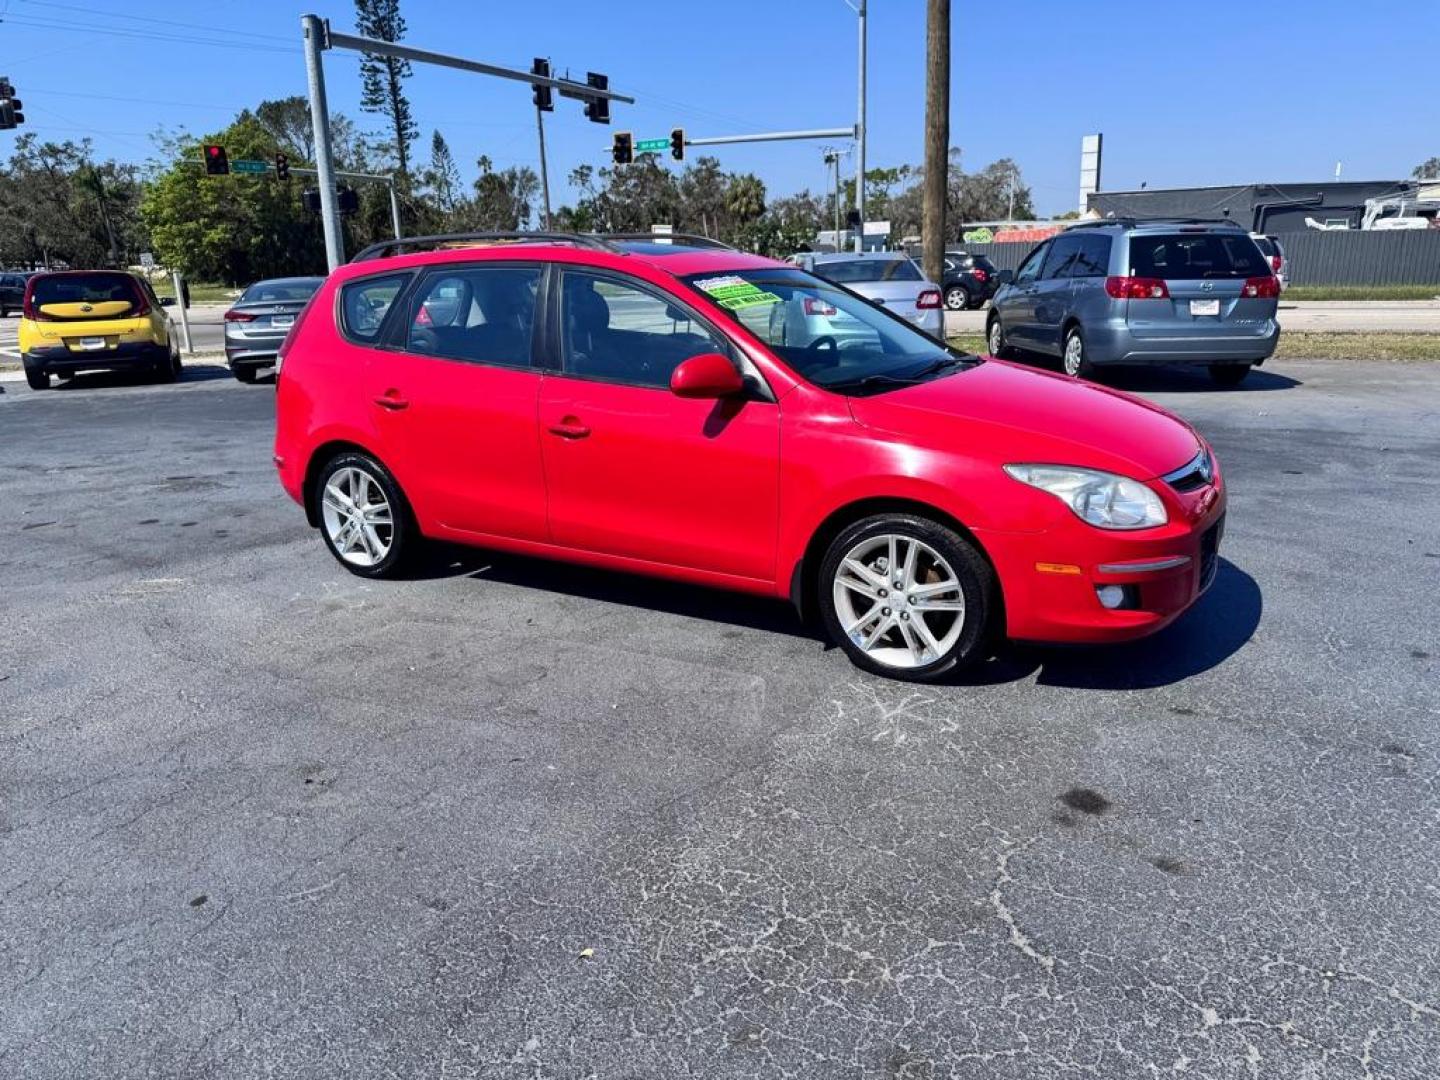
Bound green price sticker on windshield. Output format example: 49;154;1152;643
693;275;781;310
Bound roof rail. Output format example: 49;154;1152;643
1067;216;1245;231
602;232;737;250
350;231;614;263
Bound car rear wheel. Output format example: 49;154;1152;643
314;452;415;578
233;365;259;384
819;514;995;682
944;285;970;311
986;315;1010;358
24;366;49;390
1062;327;1093;379
1208;363;1251;387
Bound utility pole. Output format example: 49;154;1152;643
921;0;949;286
388;181;403;240
536;105;552;229
301;14;344;270
824;150;842;250
1007;164;1017;222
854;0;868;253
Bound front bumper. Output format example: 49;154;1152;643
1083;318;1280;367
24;340;170;374
981;482;1227;644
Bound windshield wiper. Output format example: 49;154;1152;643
826;354;977;395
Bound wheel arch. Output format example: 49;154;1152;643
789;495;1002;628
302;439;406;527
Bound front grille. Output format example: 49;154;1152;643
1164;449;1213;493
1198;514;1224;591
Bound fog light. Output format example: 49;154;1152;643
1096;585;1128;610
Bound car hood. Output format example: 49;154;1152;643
847;359;1201;479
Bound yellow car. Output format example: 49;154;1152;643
20;270;181;390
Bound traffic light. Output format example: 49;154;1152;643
670;128;685;162
611;132;633;166
0;77;23;130
275;152;290;182
203;144;230;175
583;71;610;124
531;58;553;112
302;188;322;214
337;186;359;215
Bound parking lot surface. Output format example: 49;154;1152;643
2;359;1438;1078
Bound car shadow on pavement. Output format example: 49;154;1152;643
403;544;1261;688
1000;558;1263;690
1098;366;1301;394
50;365;232;390
401;542;819;640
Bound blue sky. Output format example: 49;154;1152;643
1;0;1436;217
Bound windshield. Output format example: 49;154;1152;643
813;257;922;284
240;279;323;303
682;267;978;394
1128;233;1270;280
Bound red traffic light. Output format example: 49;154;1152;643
203;144;230;175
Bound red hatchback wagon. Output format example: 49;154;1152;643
274;233;1226;682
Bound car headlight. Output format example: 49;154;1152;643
1004;464;1167;530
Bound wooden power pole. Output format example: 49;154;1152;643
922;0;950;288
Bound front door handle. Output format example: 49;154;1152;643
374;391;409;411
547;420;591;440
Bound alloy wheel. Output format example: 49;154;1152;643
1063;332;1085;377
832;533;966;670
321;466;395;568
945;286;967;311
988;320;1003;356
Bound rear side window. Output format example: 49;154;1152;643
29;273;143;320
404;265;540;369
1128;234;1269;279
340;273;409;343
817;258;922;283
1071;235;1112;278
971;256;997;272
1251;236;1276;257
1040;235;1082;279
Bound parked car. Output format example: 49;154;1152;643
796;252;944;338
18;270;181;390
986;220;1279;385
1249;233;1288;291
224;276;326;382
1;271;36;316
941;251;1000;310
274;232;1226;683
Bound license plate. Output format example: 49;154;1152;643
1190;299;1221;317
272;315;294;328
77;337;107;351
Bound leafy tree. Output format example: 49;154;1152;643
426;130;460;213
354;0;418;176
141;116;327;283
248;96;363;170
1414;157;1440;181
1052;209;1081;221
0;135;143;268
462;155;540;230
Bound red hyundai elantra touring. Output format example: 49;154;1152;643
274;234;1225;682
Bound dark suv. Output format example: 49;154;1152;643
1;271;34;316
941;251;1000;310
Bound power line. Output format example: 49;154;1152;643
0;14;299;53
11;0;291;42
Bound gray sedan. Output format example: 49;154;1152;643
223;276;325;382
795;253;945;339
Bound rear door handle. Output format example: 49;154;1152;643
374;392;409;411
547;421;590;440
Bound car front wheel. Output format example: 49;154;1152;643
314;452;415;578
819;514;995;682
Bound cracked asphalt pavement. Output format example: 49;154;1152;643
2;359;1437;1078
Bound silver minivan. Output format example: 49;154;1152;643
986;220;1280;385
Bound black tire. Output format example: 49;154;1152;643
986;315;1011;358
312;451;417;579
1062;326;1093;379
233;365;260;384
0;306;9;318
153;349;179;383
24;366;50;391
1208;363;1251;387
818;513;997;683
944;285;970;311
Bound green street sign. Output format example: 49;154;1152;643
231;159;269;174
635;138;669;153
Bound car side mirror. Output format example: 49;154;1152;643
670;352;745;399
996;269;1015;287
159;296;176;307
